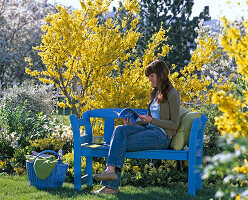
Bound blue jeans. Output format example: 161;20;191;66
101;124;170;189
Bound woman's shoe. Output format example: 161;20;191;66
91;186;118;194
93;171;118;181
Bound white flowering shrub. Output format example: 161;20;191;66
203;135;248;200
51;125;73;142
6;132;20;149
1;81;55;115
30;124;74;153
195;19;238;83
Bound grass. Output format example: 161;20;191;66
0;175;217;200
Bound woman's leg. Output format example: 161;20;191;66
92;125;146;193
106;125;147;169
101;126;170;189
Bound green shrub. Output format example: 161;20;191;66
0;102;54;156
120;159;188;187
0;157;15;174
189;104;223;157
13;147;33;166
0;138;14;158
1;81;55;116
0;97;75;176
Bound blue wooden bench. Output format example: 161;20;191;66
70;108;208;196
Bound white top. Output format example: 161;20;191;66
147;92;166;135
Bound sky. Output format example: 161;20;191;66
47;0;247;21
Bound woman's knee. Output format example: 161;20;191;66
114;125;124;133
114;125;129;136
113;124;142;139
115;125;126;132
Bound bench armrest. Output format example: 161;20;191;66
188;114;208;157
80;135;90;144
70;114;92;148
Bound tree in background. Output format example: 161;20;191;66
137;0;210;70
0;0;57;83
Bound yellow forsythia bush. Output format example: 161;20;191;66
25;0;213;119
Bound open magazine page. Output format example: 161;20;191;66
113;108;140;124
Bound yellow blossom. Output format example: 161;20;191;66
57;101;66;109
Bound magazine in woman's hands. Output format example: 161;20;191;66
113;108;140;124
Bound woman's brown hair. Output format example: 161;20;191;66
145;59;173;103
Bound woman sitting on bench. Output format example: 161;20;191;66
91;59;180;194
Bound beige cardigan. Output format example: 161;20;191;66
136;87;180;138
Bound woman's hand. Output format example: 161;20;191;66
139;115;152;123
121;117;133;125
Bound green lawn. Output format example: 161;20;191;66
0;175;217;200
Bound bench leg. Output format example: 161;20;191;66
195;157;202;191
188;172;196;195
85;156;93;186
188;158;196;196
74;154;82;191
